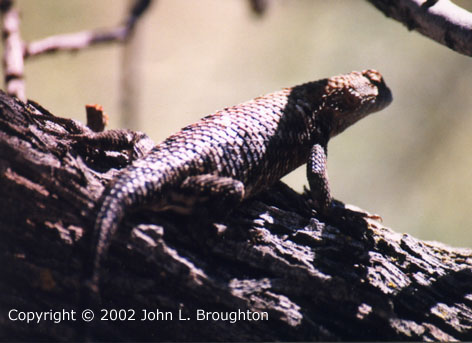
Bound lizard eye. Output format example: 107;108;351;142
342;87;366;110
327;87;363;113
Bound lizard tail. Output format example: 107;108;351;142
82;167;170;303
83;186;131;301
83;159;178;304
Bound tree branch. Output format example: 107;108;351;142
0;0;152;101
0;0;25;101
25;0;153;59
367;0;472;57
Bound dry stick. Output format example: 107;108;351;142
25;0;152;59
86;104;108;133
367;0;472;57
25;27;130;58
0;0;25;102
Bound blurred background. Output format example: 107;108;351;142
3;0;472;247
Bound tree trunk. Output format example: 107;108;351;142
0;91;471;341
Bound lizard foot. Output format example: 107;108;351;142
329;199;383;222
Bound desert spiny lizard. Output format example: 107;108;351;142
85;69;393;297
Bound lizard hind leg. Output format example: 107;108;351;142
164;174;245;219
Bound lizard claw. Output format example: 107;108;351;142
330;199;383;222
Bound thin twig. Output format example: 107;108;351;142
0;0;25;101
25;27;128;58
367;0;472;57
248;0;269;17
25;0;152;59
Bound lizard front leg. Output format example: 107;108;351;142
307;144;382;221
307;143;332;214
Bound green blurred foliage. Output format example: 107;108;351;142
3;0;472;247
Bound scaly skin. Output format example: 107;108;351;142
85;70;392;296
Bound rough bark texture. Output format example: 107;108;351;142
367;0;472;57
0;91;471;341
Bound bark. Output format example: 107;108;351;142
367;0;472;57
0;91;471;341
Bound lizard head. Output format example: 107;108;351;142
323;69;392;138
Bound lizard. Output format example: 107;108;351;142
84;69;392;298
